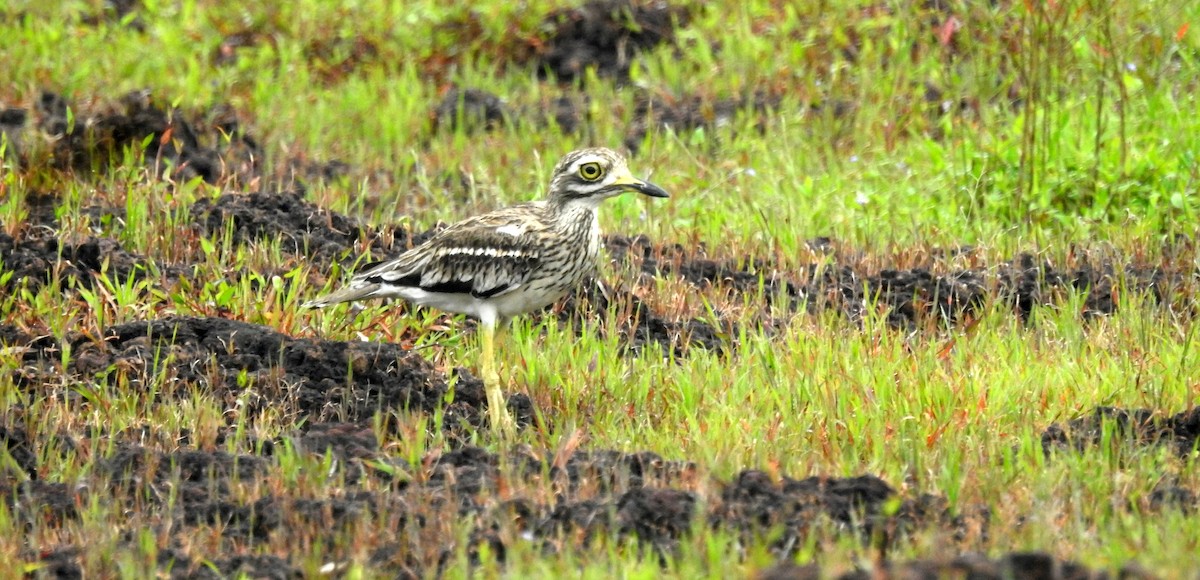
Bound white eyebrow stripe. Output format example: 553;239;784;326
567;156;604;175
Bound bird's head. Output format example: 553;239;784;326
546;147;669;208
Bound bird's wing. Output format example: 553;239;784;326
353;204;551;299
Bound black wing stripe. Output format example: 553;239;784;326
363;270;420;289
356;226;544;299
362;267;518;299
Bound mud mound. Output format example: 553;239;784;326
425;85;782;146
624;91;780;152
0;322;55;358
11;91;346;192
535;0;693;82
190;191;447;267
25;547;85;580
29;546;305;580
191;554;302;580
0;228;179;291
993;253;1182;320
609;236;1200;329
432;88;511;133
1041;406;1200;457
607;233;801;297
61;316;527;428
213;30;266;67
428;88;589;135
425;449;987;561
799;254;1176;328
32;90;249;184
0;107;26;157
5;436;998;576
713;470;988;558
608;235;985;328
1147;481;1199;513
0;324;62;391
561;279;736;356
0;424;36;477
304;36;383;84
539;93;591;134
211;24;382;84
193;191;381;265
4;188;127;232
759;552;1154;580
80;0;146;31
830;253;1188;326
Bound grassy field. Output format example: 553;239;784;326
2;0;1199;577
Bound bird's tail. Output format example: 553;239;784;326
301;283;382;309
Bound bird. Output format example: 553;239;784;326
303;147;669;433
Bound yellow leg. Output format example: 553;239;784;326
479;319;514;435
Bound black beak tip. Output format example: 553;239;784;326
636;181;670;198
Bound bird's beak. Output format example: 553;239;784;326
612;173;670;198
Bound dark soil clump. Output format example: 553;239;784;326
192;191;400;266
58;316;525;429
428;88;588;135
81;0;145;31
1041;406;1200;457
190;191;452;268
195;554;303;580
33;90;250;184
0;424;37;477
534;0;693;82
624;91;780;152
561;279;736;356
714;470;989;558
608;236;1200;330
758;551;1154;580
28;547;84;580
1147;482;1199;513
10;423;1168;577
0;228;181;292
606;234;800;298
5;320;1186;577
432;88;511;133
10;90;348;193
0;106;27;157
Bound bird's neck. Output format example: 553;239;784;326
544;199;600;242
549;197;603;220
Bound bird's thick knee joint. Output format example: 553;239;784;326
484;370;502;387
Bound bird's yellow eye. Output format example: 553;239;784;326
578;162;604;181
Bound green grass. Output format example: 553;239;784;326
3;0;1200;576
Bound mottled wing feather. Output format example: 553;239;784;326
354;203;550;299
